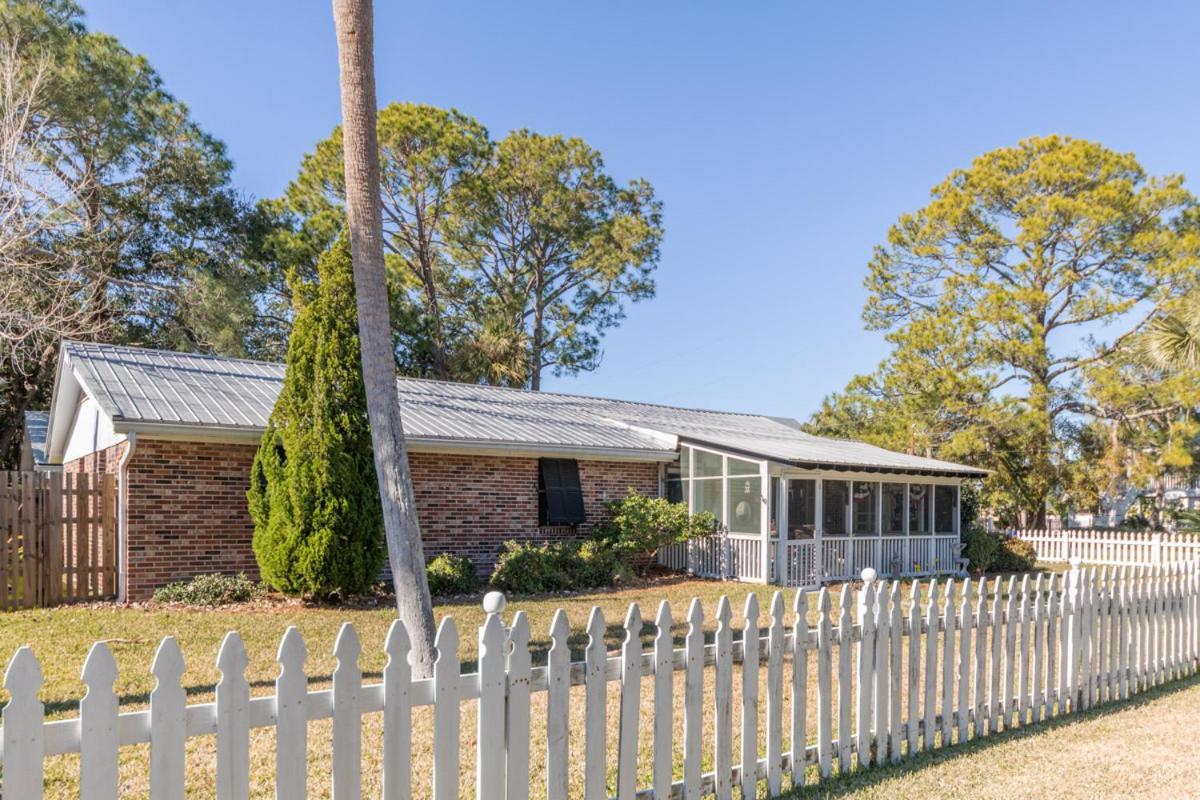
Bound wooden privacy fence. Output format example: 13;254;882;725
0;471;117;609
1016;528;1200;566
2;561;1199;799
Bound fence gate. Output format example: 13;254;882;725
0;470;117;609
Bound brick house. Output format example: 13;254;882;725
40;341;984;600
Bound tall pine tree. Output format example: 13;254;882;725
248;236;385;596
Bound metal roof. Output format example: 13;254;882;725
55;341;986;476
23;411;49;465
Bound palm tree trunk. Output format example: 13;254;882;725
331;0;437;676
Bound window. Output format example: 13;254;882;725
934;485;957;534
909;484;930;535
538;459;585;526
823;480;849;536
881;483;905;534
852;482;878;536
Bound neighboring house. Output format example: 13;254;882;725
40;341;986;600
19;410;56;472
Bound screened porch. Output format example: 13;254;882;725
657;442;967;587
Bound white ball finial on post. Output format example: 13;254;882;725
482;591;507;617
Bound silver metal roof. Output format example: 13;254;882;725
57;341;986;476
23;411;49;465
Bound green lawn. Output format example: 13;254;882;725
784;672;1200;799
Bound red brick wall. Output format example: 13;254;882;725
68;439;662;600
409;453;660;569
122;439;260;602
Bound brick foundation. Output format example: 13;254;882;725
64;440;661;600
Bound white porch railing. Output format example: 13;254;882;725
658;532;768;582
661;533;964;586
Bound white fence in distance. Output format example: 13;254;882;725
1016;528;1200;566
2;561;1200;799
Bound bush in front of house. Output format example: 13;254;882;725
991;533;1037;572
595;489;716;574
152;573;264;605
489;539;628;594
247;237;386;599
962;525;999;573
426;553;477;596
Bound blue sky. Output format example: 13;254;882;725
84;1;1200;418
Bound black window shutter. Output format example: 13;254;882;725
539;458;586;525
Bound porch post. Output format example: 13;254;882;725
760;461;772;584
814;478;824;582
774;476;787;586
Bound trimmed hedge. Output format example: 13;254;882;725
489;540;628;595
426;553;477;596
152;573;265;606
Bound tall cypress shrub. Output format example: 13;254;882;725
247;237;385;597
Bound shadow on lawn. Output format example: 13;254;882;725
781;671;1200;798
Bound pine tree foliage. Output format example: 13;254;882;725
248;237;385;597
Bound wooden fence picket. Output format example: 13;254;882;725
617;604;642;800
906;580;922;755
1045;574;1059;718
855;576;875;768
888;581;902;764
150;637;187;800
714;596;734;799
478;612;507;800
383;620;412;800
269;629;305;795
653;602;674;800
433;618;461;800
741;594;761;800
215;632;250;800
546;610;570;800
766;592;784;795
956;578;971;745
922;579;938;752
80;642;119;800
333;623;363;800
683;600;704;799
2;646;44;800
988;576;1002;734
583;607;608;800
1017;575;1031;726
1031;574;1045;724
815;588;833;779
506;611;532;800
837;585;853;773
940;579;956;745
972;581;987;738
873;580;890;767
791;591;809;787
1003;576;1018;727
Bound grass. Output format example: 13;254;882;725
0;566;1150;798
783;672;1200;799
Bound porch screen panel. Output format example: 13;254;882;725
852;482;878;535
693;476;723;525
787;479;816;539
934;485;957;534
728;479;761;535
908;484;931;535
822;480;849;536
881;483;905;535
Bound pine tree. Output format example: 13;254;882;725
248;236;386;597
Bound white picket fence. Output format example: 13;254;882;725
3;561;1200;799
1016;528;1200;566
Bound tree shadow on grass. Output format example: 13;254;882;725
781;671;1200;798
